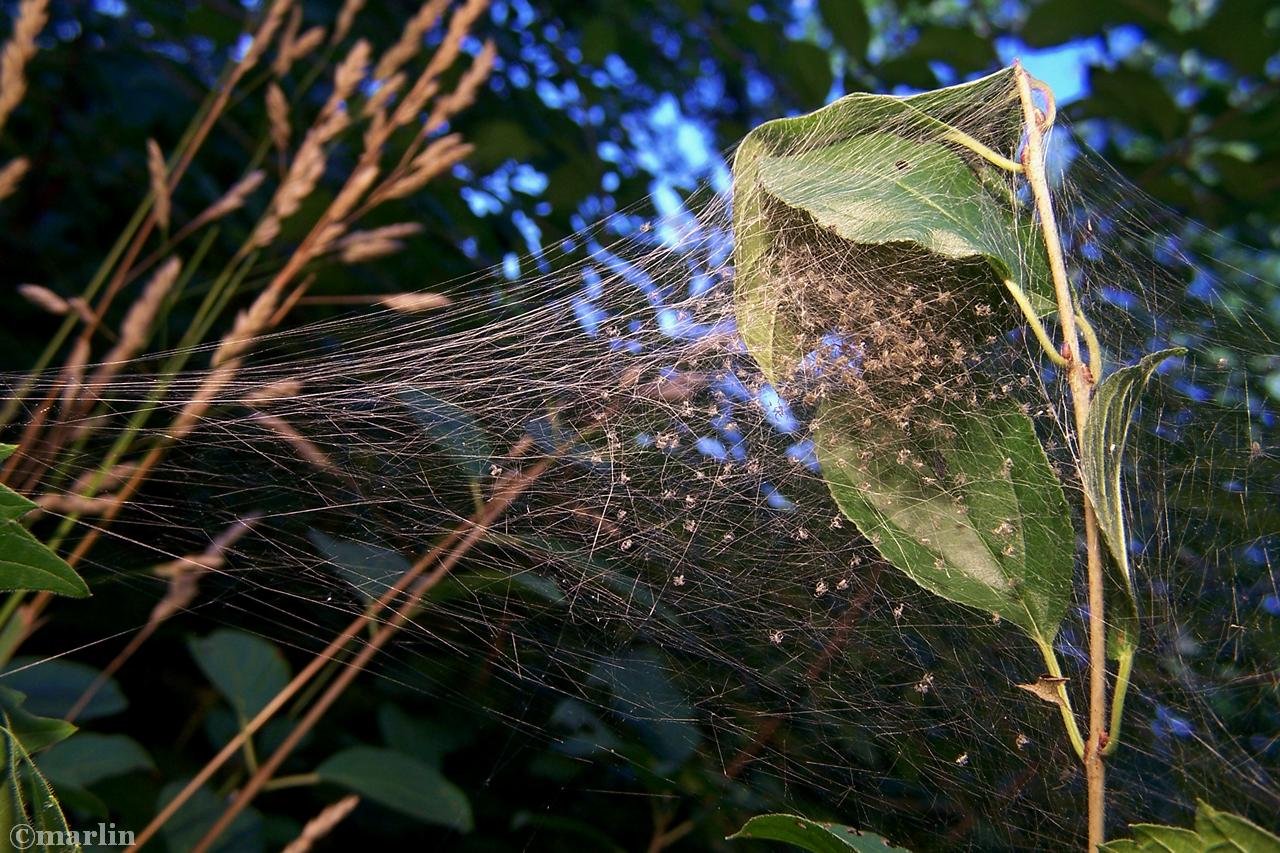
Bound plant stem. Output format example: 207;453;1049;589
1035;639;1087;761
1015;63;1108;851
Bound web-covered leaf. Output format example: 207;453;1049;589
814;402;1073;645
729;813;913;852
733;66;1049;383
1081;347;1186;660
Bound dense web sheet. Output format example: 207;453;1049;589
3;68;1277;849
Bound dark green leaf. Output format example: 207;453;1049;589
0;658;126;722
729;813;913;852
316;746;472;831
188;630;290;722
1081;347;1185;659
0;688;76;754
400;389;493;481
814;403;1074;645
157;780;265;853
308;529;410;602
37;733;153;788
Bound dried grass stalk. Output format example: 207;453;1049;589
282;796;360;853
271;4;303;77
267;83;291;153
69;462;137;497
238;0;295;77
381;133;472;201
150;515;258;623
425;38;496;131
34;493;118;515
105;257;181;363
18;283;68;315
373;0;447;80
379;292;451;313
289;26;326;66
332;0;366;45
243;379;303;404
252;412;337;473
146;139;171;231
60;338;90;411
362;71;405;119
0;0;49;134
190;170;266;230
0;156;29;200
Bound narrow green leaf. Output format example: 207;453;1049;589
0;445;15;463
37;733;153;788
316;746;472;832
1081;347;1185;659
0;719;77;853
729;813;912;852
188;629;290;722
814;402;1074;644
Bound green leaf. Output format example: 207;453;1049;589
1;658;126;722
818;0;870;60
732;66;1049;382
0;520;90;598
157;779;265;853
814;402;1074;644
593;649;701;770
0;688;76;754
37;733;153;788
0;716;77;853
729;813;913;852
308;529;410;602
1102;802;1280;852
400;389;493;481
1081;347;1185;659
188;629;290;722
1195;800;1280;853
0;444;90;597
316;746;472;832
1131;824;1205;852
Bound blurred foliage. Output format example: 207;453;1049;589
0;0;1277;850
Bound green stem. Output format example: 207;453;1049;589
261;773;319;792
1076;309;1103;379
1003;279;1068;366
1101;650;1133;757
1037;637;1087;761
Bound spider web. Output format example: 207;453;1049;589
4;68;1277;850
